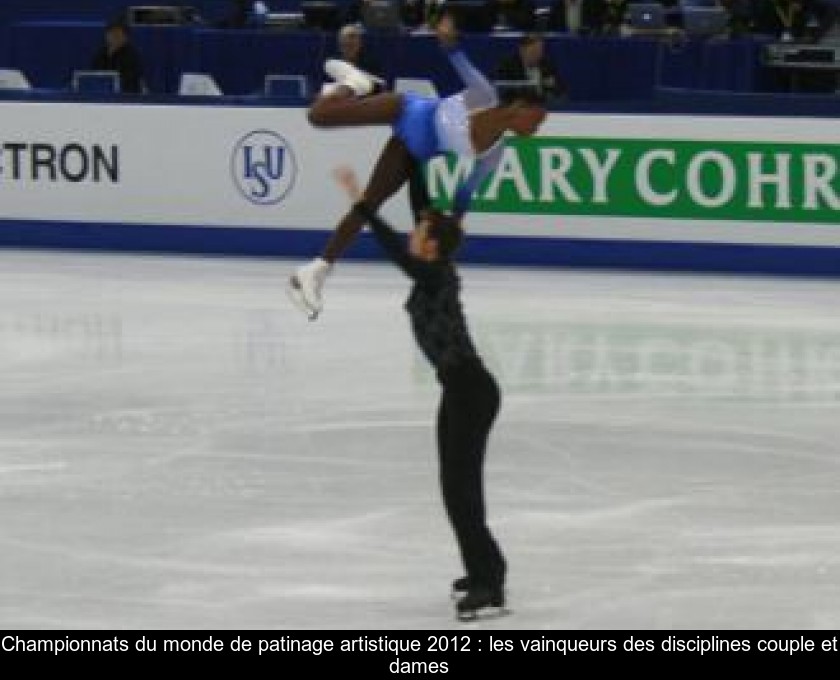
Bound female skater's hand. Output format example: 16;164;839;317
333;166;362;202
435;12;458;49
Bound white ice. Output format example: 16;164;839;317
1;250;840;630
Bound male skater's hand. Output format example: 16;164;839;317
333;166;362;202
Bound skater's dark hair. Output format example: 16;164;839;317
423;209;463;259
496;81;548;107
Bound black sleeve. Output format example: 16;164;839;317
90;45;108;70
121;46;145;93
353;202;442;284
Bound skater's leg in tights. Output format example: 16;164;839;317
322;135;416;262
308;91;403;129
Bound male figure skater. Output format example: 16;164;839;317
334;166;506;621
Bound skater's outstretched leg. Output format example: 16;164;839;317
288;136;416;319
308;88;401;128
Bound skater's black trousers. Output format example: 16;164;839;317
437;358;505;589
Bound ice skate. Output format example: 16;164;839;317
451;576;470;599
452;561;506;598
455;585;508;622
319;82;344;97
324;59;384;97
287;257;331;320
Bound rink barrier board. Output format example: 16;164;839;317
1;220;840;277
0;101;839;275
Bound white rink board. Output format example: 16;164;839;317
0;102;839;247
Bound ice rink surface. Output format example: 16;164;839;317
1;249;840;630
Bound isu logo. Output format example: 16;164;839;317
231;130;296;205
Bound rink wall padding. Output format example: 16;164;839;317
0;99;839;275
3;220;840;277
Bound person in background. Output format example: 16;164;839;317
754;0;835;91
494;33;567;105
345;0;390;26
752;0;831;40
601;0;629;34
90;17;146;94
401;0;447;29
548;0;608;34
490;0;538;29
752;0;810;39
214;0;252;27
335;24;384;83
718;0;755;37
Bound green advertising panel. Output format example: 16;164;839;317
428;137;840;224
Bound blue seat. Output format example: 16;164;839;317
264;74;308;99
0;68;31;90
72;70;120;94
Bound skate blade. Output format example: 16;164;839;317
450;586;470;601
456;605;510;623
286;276;320;321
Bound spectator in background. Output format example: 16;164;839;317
216;0;252;28
401;0;427;27
218;1;276;28
751;0;811;39
494;33;567;104
334;24;384;80
345;0;383;25
490;0;538;29
718;0;754;36
548;0;608;34
600;0;628;34
755;0;834;91
401;0;448;29
90;17;146;94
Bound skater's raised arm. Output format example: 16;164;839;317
334;168;443;283
436;13;497;111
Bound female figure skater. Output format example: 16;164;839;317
288;13;547;320
334;165;507;621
